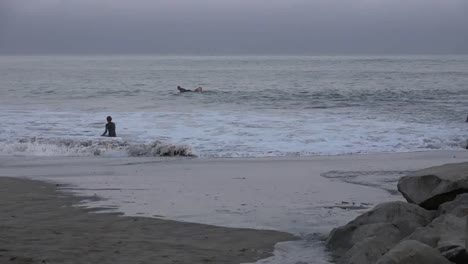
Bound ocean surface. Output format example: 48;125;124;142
1;55;468;158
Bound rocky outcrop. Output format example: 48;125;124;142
375;240;452;264
405;214;465;249
398;162;468;210
327;162;468;264
326;202;434;264
439;244;468;264
438;193;468;217
404;213;468;263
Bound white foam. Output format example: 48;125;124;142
0;137;193;157
0;109;467;158
126;140;194;157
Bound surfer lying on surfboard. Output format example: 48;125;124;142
177;86;203;93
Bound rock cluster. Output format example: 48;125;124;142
326;162;468;264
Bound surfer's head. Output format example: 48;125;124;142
106;116;112;122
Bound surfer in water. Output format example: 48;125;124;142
177;86;203;93
101;116;116;137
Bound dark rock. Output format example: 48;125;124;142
405;214;464;249
437;193;468;217
326;201;434;264
439;244;468;264
398;162;468;210
376;240;452;264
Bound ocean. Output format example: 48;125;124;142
1;55;468;158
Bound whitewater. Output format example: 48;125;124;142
1;55;468;158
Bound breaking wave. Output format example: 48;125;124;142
0;137;195;157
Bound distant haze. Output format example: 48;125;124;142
1;0;467;55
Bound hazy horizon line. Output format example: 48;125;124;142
1;52;467;57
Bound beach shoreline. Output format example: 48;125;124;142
1;150;468;263
0;177;296;264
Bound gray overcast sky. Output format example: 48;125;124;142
1;0;467;54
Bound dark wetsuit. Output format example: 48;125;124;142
177;87;192;93
102;122;116;137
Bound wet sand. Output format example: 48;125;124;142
0;177;295;264
1;150;468;263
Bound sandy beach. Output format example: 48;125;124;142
0;177;295;264
2;150;468;263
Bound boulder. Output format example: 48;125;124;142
438;193;468;217
376;240;452;264
398;162;468;210
438;244;468;264
326;201;434;263
405;214;465;250
342;231;402;264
